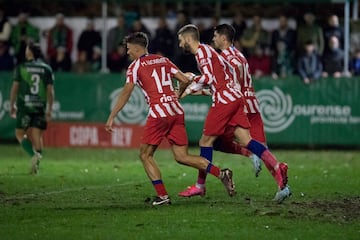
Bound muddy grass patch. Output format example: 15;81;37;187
288;197;360;223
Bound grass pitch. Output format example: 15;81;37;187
0;145;359;240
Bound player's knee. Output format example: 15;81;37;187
15;132;25;143
174;155;183;164
234;128;251;147
139;151;149;162
173;153;188;165
174;157;183;164
199;137;213;147
237;138;249;147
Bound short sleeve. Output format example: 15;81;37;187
126;60;139;84
166;58;179;75
45;66;55;85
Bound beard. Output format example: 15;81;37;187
181;42;192;54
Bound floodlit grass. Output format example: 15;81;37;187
0;145;359;240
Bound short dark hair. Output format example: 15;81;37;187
214;24;235;43
27;42;43;59
177;24;199;41
124;32;149;48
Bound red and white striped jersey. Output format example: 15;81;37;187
189;44;243;106
221;46;260;114
126;54;184;118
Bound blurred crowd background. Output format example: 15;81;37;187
1;0;360;82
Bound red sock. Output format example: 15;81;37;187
197;170;207;184
152;180;168;196
261;150;282;187
206;163;221;178
239;147;252;157
261;150;278;171
214;139;251;157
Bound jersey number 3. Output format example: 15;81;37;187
30;74;40;94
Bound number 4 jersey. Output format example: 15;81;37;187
126;54;184;118
13;59;54;114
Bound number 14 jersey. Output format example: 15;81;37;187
126;54;184;118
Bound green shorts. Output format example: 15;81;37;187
16;111;47;130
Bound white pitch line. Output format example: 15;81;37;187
4;180;148;201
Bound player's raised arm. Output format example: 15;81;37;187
194;57;215;86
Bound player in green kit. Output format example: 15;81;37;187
9;42;55;175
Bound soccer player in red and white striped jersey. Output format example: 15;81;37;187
212;24;266;177
105;32;235;206
177;25;291;203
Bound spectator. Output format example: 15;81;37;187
231;12;247;43
175;10;191;33
0;40;14;70
0;7;11;44
73;51;91;73
240;14;269;57
350;20;360;56
77;18;101;72
271;14;296;57
151;17;175;58
322;36;344;78
128;18;151;39
248;44;271;79
350;49;360;76
107;43;129;73
323;14;344;52
107;15;128;54
200;16;219;45
46;13;73;71
271;40;294;80
173;10;197;73
0;7;12;70
297;40;322;84
197;21;206;42
10;12;40;64
296;12;324;56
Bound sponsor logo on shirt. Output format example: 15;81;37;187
160;94;176;103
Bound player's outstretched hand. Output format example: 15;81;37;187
105;118;114;132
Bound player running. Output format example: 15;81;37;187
105;32;235;206
176;24;291;203
9;42;55;175
212;24;265;177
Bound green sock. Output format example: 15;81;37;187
21;139;34;157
